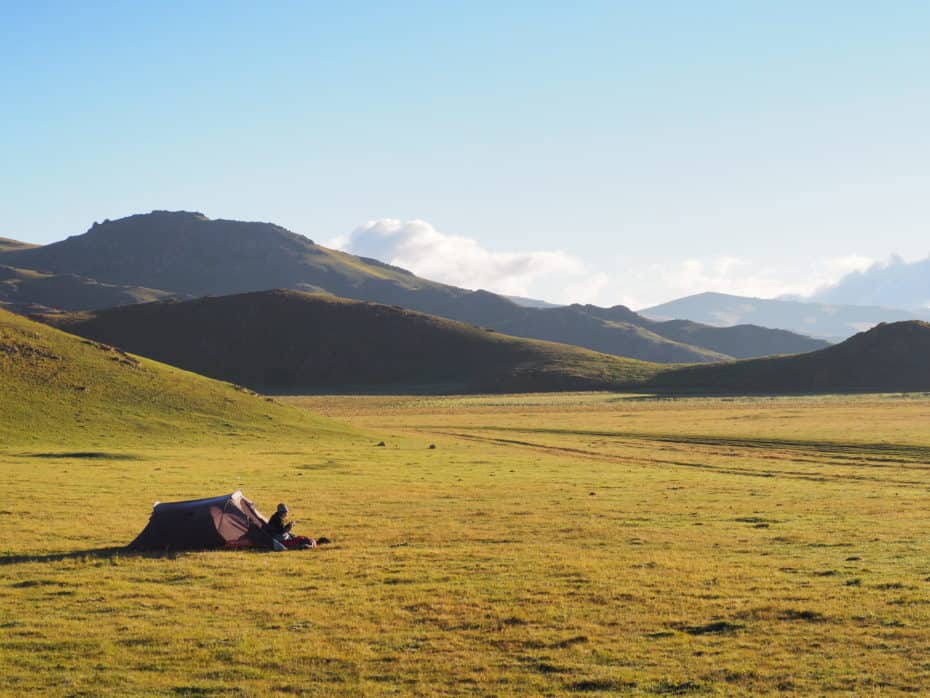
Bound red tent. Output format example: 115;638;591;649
128;491;271;551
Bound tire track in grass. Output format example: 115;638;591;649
418;429;926;486
473;426;930;465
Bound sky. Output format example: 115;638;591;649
2;1;929;308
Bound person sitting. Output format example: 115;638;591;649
266;503;293;541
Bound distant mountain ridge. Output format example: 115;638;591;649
642;291;930;341
1;211;456;300
0;211;827;363
43;296;930;396
43;290;662;393
571;304;827;358
648;321;930;394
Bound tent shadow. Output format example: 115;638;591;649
0;546;279;566
1;546;141;566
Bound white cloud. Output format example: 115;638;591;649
563;272;611;305
329;219;588;299
329;218;888;310
810;253;930;308
617;255;879;309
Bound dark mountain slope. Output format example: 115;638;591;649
577;304;829;358
1;211;824;362
648;320;829;358
44;290;663;393
486;304;730;363
417;291;728;363
648;321;930;394
0;211;460;302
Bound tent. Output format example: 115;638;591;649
128;491;271;551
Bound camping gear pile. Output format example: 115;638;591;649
127;491;314;551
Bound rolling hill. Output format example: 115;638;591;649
641;291;930;341
0;306;346;447
0;211;829;363
42;290;664;393
647;321;930;394
0;237;37;253
572;303;829;358
0;265;178;314
443;292;731;363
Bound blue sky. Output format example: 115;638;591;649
3;1;929;307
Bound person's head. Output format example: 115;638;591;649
277;503;288;515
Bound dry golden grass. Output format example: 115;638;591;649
3;392;930;695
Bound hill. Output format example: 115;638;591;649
0;211;825;362
42;290;663;393
0;265;178;314
506;295;564;309
641;291;930;341
0;306;346;447
435;291;733;363
648;321;930;394
574;303;829;358
0;237;37;253
0;210;460;302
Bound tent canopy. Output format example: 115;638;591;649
128;490;270;551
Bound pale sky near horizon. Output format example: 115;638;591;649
2;2;928;308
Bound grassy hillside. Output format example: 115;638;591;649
0;306;348;446
649;321;930;394
43;290;663;393
0;237;37;253
0;211;826;363
0;265;178;313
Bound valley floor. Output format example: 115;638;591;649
3;393;930;695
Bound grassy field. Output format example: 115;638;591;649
4;392;930;695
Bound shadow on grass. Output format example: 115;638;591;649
0;547;130;566
25;451;143;460
0;545;286;566
0;546;210;566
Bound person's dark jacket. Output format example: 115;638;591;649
266;511;293;538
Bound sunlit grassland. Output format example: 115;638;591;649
4;393;930;695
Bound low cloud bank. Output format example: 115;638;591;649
330;218;914;309
618;255;874;309
811;255;930;309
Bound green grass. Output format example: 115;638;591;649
3;385;930;695
0;308;351;446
